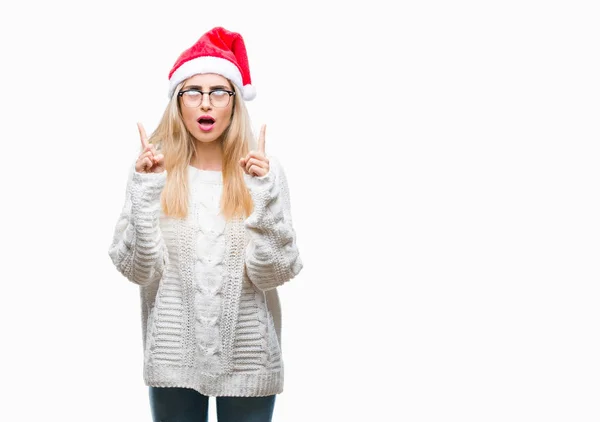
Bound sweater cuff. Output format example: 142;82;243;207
131;171;167;209
244;170;281;231
244;170;274;193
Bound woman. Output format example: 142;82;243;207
108;26;303;422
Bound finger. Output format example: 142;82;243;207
139;150;154;162
258;124;266;154
245;157;267;168
143;157;153;171
246;151;268;162
137;122;149;150
245;157;268;173
144;146;156;162
151;154;165;173
239;157;247;171
150;145;160;162
249;164;266;177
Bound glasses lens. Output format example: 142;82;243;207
182;91;202;107
210;90;230;108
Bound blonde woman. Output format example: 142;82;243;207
108;27;302;422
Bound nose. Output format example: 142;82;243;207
200;93;212;110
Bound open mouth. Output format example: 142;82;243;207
197;115;216;131
197;116;215;125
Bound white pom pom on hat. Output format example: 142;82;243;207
242;83;256;101
167;26;256;101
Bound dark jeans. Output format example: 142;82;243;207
149;386;276;422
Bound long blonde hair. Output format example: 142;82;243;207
147;81;254;220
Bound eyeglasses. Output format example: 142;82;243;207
178;88;235;108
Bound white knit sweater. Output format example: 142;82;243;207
108;156;302;396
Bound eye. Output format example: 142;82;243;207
211;90;228;98
184;90;201;97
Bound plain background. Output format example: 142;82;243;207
1;0;599;421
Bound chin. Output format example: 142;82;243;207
193;132;222;144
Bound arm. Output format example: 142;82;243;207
244;157;303;291
108;164;168;287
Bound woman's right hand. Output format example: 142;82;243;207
135;122;165;173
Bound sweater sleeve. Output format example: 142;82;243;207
108;164;169;287
243;157;303;291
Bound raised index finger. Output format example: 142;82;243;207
258;124;266;154
137;122;149;150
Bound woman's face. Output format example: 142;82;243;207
179;73;235;144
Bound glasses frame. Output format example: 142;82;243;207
177;88;236;108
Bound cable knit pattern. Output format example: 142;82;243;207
108;166;169;287
243;158;303;291
190;174;225;372
107;157;302;397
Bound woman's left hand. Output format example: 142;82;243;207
240;124;270;177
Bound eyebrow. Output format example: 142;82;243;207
183;84;232;91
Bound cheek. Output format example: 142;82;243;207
217;107;233;128
181;108;197;130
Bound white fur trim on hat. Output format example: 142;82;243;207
168;56;244;98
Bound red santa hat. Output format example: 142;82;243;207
167;27;256;101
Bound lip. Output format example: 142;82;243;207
197;115;216;132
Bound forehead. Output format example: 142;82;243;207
183;73;231;88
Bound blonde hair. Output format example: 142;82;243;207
147;81;254;220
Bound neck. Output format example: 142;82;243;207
191;140;223;171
